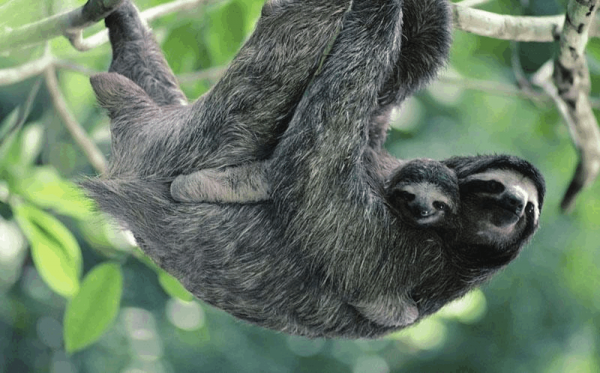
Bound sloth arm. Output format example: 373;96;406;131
269;0;420;324
272;0;402;203
104;0;187;106
92;0;353;177
171;0;452;206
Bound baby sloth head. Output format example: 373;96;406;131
386;159;459;229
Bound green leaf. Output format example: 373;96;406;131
15;166;92;220
158;270;194;302
0;79;41;171
0;108;21;171
13;203;82;298
64;262;123;353
18;123;44;167
2;123;44;171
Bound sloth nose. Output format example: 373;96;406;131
501;193;526;215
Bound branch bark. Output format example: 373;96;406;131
0;0;124;52
452;3;600;41
552;0;600;212
69;0;210;51
452;6;564;42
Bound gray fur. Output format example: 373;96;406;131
83;0;545;338
170;158;458;232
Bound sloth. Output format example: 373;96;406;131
385;159;459;229
171;158;460;230
83;0;546;337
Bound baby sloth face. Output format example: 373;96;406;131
386;159;459;229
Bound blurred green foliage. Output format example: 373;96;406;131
1;0;600;372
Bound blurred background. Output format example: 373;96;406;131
1;0;599;372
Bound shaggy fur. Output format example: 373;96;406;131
171;158;459;230
83;0;545;338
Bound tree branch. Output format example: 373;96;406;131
44;65;107;174
452;5;564;42
0;0;124;52
451;4;600;41
67;0;211;51
2;0;599;54
552;0;600;212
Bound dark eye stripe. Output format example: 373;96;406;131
462;180;505;194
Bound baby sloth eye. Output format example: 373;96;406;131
398;191;415;202
433;201;449;211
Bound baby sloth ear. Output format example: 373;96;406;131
90;72;155;120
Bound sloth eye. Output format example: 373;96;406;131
526;202;535;214
433;201;448;211
397;191;415;202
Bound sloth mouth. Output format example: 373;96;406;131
414;214;442;226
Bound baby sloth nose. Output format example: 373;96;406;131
409;201;434;218
416;207;432;217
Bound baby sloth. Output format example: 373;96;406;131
386;159;459;229
171;158;459;230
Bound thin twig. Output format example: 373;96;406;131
54;60;101;76
441;74;600;109
0;54;54;85
510;42;545;106
44;64;107;174
439;75;544;99
0;56;100;86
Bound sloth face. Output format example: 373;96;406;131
386;159;460;230
458;169;540;248
391;181;458;228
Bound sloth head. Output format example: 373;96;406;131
386;159;459;229
444;155;546;269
